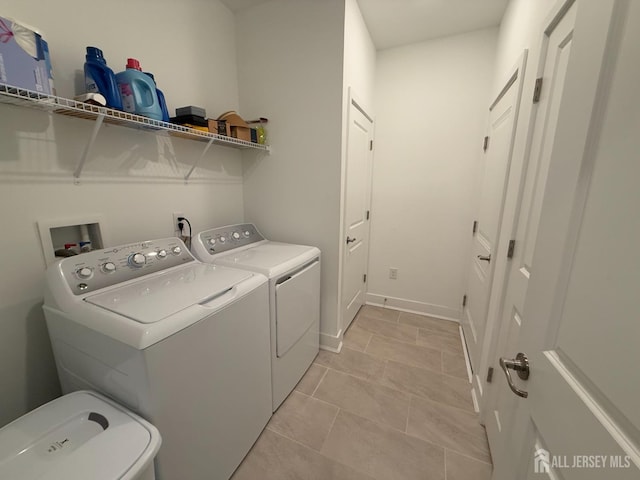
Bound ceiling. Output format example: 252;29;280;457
220;0;509;50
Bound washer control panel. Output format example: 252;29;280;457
60;238;194;295
199;223;264;255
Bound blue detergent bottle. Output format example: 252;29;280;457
145;72;170;123
115;58;163;121
84;47;123;110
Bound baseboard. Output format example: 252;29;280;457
460;326;473;383
320;329;343;353
365;293;461;323
471;387;480;413
461;325;482;415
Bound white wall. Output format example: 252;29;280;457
343;0;376;108
236;0;346;348
367;28;498;320
492;0;557;94
0;0;244;426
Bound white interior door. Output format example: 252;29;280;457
462;57;526;386
485;1;577;472
341;95;373;332
492;1;640;478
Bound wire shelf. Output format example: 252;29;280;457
0;84;270;151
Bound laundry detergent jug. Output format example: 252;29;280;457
84;46;122;110
115;58;162;120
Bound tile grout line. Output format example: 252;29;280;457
293;389;342;411
266;426;376;479
360;327;457;352
318;406;341;453
363;332;373;353
367;305;461;332
319;346;475;414
310;365;330;397
405;395;411;434
444;446;494;467
401;396;493;464
444;447;448;480
319;359;475;415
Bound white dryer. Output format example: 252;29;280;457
43;238;272;480
193;224;320;411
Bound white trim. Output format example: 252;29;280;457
365;293;460;322
471;388;480;413
320;329;343;353
545;351;640;466
460;325;473;383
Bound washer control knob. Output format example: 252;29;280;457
232;231;241;240
77;267;93;279
129;253;146;267
157;249;167;259
208;238;216;246
172;246;182;255
102;262;116;274
219;236;227;244
243;230;251;238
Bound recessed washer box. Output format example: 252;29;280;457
37;215;108;266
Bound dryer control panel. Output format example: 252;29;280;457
59;238;194;295
198;223;264;256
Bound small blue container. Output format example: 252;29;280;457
145;72;170;123
115;58;163;121
84;47;122;110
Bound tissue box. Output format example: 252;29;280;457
0;16;54;94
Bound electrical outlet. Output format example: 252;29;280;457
389;268;398;280
172;212;184;236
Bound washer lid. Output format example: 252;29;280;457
215;242;320;278
0;390;160;480
85;263;252;323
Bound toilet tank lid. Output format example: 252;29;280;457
0;390;161;480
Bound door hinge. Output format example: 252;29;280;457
363;274;367;283
366;210;370;220
483;136;489;152
462;294;467;307
487;366;494;383
472;220;478;235
533;77;543;103
507;239;516;259
369;140;373;151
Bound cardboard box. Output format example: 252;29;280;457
230;125;251;142
208;118;228;136
214;111;252;141
0;16;54;94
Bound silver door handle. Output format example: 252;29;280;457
346;236;357;244
499;353;530;398
477;254;491;262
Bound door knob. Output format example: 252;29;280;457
477;254;491;262
499;352;530;398
346;236;357;244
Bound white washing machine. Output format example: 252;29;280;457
43;238;272;480
193;224;320;411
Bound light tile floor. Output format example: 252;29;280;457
232;306;492;480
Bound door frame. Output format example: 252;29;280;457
337;87;375;340
464;50;529;409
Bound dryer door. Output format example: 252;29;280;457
275;259;320;357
